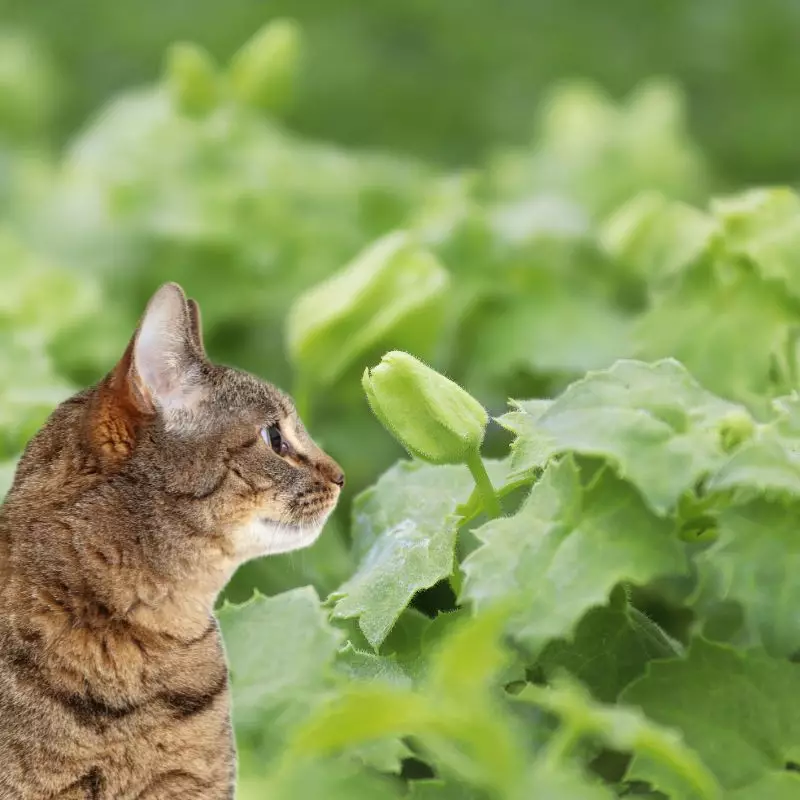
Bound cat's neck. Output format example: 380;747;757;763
0;486;233;644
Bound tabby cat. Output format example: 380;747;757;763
0;283;344;798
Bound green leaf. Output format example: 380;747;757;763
425;605;515;701
329;460;477;649
461;458;687;653
489;78;705;218
712;188;800;301
334;648;418;771
726;772;800;800
600;191;719;285
286;231;450;388
518;765;618;800
217;587;342;737
635;262;794;406
533;768;620;799
538;594;684;703
254;757;405;800
0;336;74;458
520;678;720;800
498;359;743;514
693;499;800;656
336;643;417;689
228;18;303;115
293;608;526;794
164;41;219;117
706;412;800;500
472;289;634;379
620;638;800;793
407;780;482;799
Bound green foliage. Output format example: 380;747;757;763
3;16;800;800
329;460;476;648
621;639;800;794
489;79;706;219
461;457;686;653
165;42;221;118
288;235;449;391
227;19;303;115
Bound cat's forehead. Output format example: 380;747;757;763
206;366;294;423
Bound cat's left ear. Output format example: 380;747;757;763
130;283;207;420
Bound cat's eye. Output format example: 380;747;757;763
261;425;289;456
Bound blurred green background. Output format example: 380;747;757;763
3;0;800;184
2;4;800;793
1;0;799;598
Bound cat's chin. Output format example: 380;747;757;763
232;516;327;560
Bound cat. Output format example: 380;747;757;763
0;283;344;799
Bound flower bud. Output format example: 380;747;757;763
286;231;449;387
362;351;488;464
165;42;220;117
228;19;302;115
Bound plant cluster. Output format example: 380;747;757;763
1;22;800;798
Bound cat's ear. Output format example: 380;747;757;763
129;283;206;419
186;297;206;356
89;283;206;462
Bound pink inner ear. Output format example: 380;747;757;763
133;285;205;416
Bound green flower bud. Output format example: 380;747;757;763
228;19;302;115
362;351;488;465
165;42;220;117
286;231;449;387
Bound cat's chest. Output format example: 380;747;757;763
0;620;235;799
60;701;235;799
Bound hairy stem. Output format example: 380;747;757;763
465;449;502;519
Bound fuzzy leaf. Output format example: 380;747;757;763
538;594;683;702
693;499;800;656
461;458;687;653
217;587;342;735
499;359;742;514
621;639;800;793
520;678;720;800
329;460;476;648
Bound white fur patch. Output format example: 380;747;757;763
233;516;327;560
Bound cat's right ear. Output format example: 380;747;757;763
89;283;206;461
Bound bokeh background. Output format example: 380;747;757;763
2;0;799;620
1;3;800;793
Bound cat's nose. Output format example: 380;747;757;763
316;458;345;488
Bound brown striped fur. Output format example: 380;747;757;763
0;284;343;798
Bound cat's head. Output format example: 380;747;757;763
13;283;343;565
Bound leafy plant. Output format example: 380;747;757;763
216;353;800;798
3;18;800;799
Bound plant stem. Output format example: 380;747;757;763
465;449;502;519
539;723;581;772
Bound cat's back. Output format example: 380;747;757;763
0;401;235;799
